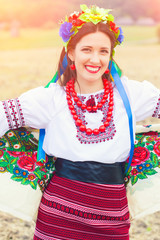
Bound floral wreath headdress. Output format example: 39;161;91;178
59;4;124;54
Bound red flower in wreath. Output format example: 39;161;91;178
17;155;36;171
129;146;150;166
68;12;84;26
109;21;119;33
153;142;160;156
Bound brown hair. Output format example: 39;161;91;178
58;22;116;86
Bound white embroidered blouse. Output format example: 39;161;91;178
0;76;160;164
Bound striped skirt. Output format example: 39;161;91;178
34;159;130;240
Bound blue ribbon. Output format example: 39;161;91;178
110;62;134;173
37;129;46;161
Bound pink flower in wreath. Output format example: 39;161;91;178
17;155;36;171
130;146;150;166
153;142;160;156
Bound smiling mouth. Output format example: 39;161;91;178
85;65;101;73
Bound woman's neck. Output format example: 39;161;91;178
74;79;104;94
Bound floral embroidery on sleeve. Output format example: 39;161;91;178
2;98;25;129
152;95;160;118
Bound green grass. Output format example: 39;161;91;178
0;28;62;50
122;25;158;42
0;25;159;51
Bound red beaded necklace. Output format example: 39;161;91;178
66;78;114;136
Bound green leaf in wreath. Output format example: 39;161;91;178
137;172;147;179
131;175;138;185
144;169;157;175
11;175;23;182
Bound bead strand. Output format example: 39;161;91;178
67;79;111;112
66;78;114;136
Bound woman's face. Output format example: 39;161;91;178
68;31;112;87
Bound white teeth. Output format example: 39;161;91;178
86;66;100;72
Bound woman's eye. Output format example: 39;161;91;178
82;48;90;52
101;49;109;54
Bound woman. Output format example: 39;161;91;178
0;4;159;240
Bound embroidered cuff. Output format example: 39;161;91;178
2;98;25;129
152;95;160;118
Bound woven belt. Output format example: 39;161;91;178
55;158;124;185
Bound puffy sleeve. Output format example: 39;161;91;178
121;76;160;121
0;85;58;137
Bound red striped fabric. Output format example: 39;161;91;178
34;174;130;240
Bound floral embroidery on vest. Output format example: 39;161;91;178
0;128;55;191
2;98;25;129
152;95;160;118
125;131;160;186
74;92;116;144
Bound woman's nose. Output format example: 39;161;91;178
90;52;100;64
